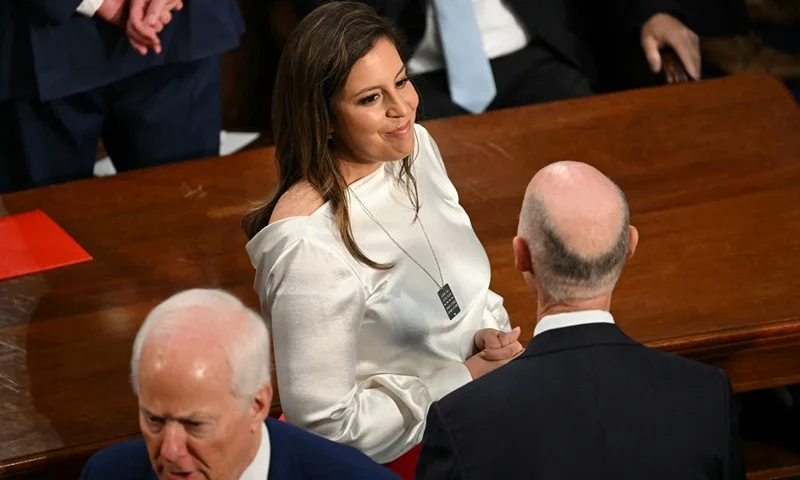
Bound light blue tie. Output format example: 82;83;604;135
433;0;497;114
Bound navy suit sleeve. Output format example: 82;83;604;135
415;402;464;480
28;0;83;24
722;373;747;480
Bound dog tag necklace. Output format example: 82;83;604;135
350;190;461;320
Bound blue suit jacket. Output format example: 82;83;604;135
79;417;401;480
0;0;244;101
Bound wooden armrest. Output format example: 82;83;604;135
661;47;693;84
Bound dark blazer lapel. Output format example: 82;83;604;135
520;323;640;360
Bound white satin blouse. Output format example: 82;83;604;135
246;124;510;463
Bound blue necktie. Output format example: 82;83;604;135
433;0;497;114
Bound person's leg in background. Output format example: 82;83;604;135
411;70;469;121
102;55;222;173
489;39;594;110
411;41;593;122
0;93;105;194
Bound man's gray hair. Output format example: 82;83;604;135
521;186;630;302
130;288;271;399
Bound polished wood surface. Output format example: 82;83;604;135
1;74;799;477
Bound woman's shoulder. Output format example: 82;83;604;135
246;183;340;268
269;181;326;224
247;213;365;292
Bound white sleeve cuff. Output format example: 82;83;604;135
76;0;104;17
422;362;473;402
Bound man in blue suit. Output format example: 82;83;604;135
0;0;244;193
79;288;400;480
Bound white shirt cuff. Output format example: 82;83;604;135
422;362;473;402
76;0;104;17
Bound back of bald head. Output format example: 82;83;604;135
130;288;271;400
518;161;630;302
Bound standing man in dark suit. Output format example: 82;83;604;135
289;0;701;119
415;161;746;480
0;0;244;194
79;288;401;480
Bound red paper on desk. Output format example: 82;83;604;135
0;209;92;281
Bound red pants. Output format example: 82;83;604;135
383;444;421;479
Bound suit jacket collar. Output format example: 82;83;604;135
521;323;640;360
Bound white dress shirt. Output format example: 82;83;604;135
534;310;615;337
408;0;530;75
76;0;104;17
246;124;510;464
240;422;270;480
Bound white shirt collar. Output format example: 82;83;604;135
240;422;270;480
533;310;615;337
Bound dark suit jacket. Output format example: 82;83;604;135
416;323;746;480
290;0;683;85
0;0;244;101
79;417;401;480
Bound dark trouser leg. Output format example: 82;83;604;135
489;39;594;110
102;55;222;172
411;71;470;121
0;93;105;194
410;40;593;122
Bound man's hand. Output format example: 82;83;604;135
96;0;128;28
641;13;701;80
127;0;184;55
473;327;523;361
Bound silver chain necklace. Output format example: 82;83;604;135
349;188;461;320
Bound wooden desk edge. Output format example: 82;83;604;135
0;434;139;475
647;316;800;356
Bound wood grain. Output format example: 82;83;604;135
1;74;798;477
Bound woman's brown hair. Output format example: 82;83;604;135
242;1;418;269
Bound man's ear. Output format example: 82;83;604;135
627;226;639;260
512;236;532;275
251;383;273;431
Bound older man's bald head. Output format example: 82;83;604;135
517;161;633;302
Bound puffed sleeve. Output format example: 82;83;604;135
261;237;471;463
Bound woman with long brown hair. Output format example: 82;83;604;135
244;1;522;466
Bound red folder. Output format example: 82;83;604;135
0;209;92;281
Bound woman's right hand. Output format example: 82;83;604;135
464;341;524;379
